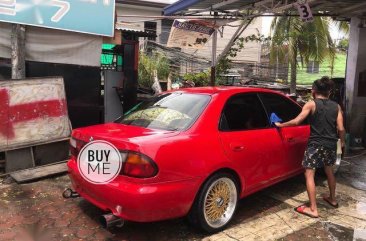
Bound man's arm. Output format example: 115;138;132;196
337;105;346;148
275;101;314;128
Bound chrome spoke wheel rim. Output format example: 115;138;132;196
203;177;237;228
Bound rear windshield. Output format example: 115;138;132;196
116;93;211;131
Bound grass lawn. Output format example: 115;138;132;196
295;53;347;85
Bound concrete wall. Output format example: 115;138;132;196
346;17;366;139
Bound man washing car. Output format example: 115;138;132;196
276;76;346;218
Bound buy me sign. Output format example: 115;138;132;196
0;0;115;36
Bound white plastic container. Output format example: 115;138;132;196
336;139;342;166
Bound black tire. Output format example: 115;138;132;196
188;172;239;233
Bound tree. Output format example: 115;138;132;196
337;38;349;52
334;21;350;35
335;21;350;52
138;52;170;88
183;71;210;87
216;34;270;82
270;17;336;94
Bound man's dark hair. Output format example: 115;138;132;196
312;76;334;96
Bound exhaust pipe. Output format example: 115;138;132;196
100;213;124;229
62;188;80;199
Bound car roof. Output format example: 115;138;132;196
177;86;283;95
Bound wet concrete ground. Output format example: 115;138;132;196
0;153;366;241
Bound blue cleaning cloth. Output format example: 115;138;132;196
270;113;282;125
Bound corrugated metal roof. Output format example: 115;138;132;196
115;26;157;37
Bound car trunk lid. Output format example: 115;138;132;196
71;123;179;154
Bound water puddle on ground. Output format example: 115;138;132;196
349;180;366;192
323;219;366;241
339;157;366;192
323;222;354;241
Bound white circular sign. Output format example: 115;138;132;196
77;140;122;184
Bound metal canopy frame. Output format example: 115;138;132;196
164;0;366;18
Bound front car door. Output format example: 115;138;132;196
218;93;286;193
259;93;310;174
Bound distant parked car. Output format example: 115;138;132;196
67;87;310;232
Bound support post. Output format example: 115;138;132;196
210;29;217;86
167;73;172;91
11;24;26;79
5;24;30;173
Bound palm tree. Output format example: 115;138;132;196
335;21;350;35
270;17;336;94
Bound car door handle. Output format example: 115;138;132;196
232;145;245;152
286;137;295;143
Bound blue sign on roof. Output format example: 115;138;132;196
0;0;115;36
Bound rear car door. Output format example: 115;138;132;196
218;93;286;192
259;93;310;173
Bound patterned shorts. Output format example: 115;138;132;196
302;144;337;169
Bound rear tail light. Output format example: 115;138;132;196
120;152;158;178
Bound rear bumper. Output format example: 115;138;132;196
67;159;201;222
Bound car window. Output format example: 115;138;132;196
117;93;210;131
259;93;303;124
220;94;269;131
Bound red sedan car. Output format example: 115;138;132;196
67;87;309;232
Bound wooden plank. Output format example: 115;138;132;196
10;162;68;183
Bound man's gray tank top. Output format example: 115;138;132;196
308;99;338;149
